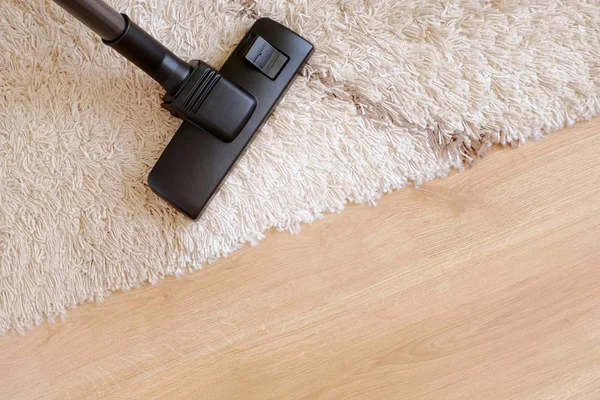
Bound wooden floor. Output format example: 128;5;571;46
1;119;600;399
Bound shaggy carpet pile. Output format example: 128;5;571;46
1;0;599;334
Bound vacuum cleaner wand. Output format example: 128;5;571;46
53;0;125;41
53;0;192;94
52;0;314;220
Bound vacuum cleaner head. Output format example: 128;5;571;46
148;18;313;220
52;1;313;221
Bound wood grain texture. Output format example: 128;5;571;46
1;119;600;400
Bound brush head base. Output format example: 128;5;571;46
148;18;314;220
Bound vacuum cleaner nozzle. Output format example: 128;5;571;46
52;1;313;221
148;19;313;220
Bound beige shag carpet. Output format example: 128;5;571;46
1;0;599;334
